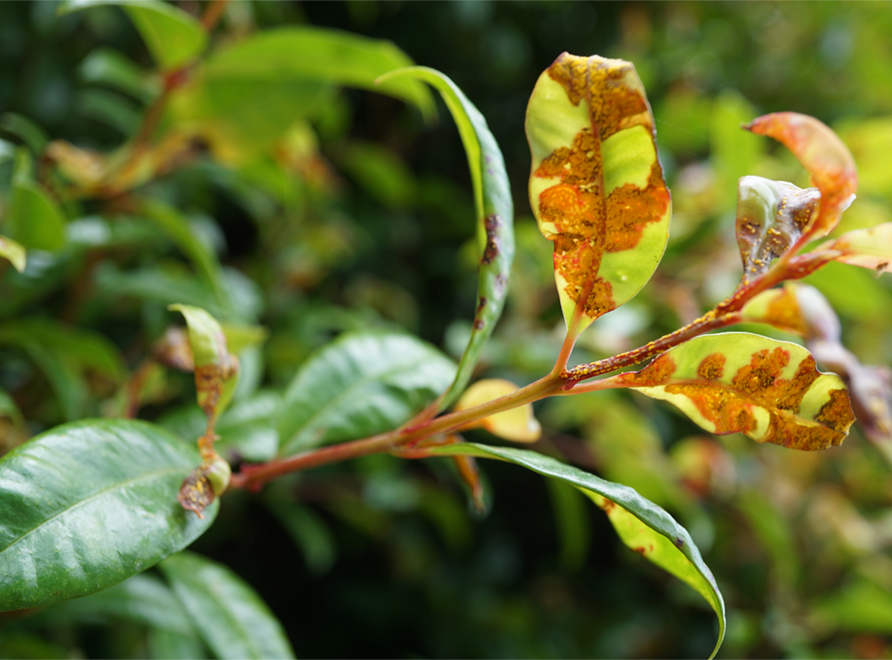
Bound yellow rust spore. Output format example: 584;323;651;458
697;353;725;380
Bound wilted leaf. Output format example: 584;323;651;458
525;53;671;335
276;331;456;455
454;378;541;443
430;442;725;658
824;222;892;275
605;332;855;450
159;551;295;660
0;420;218;611
744;112;858;242
0;236;26;273
379;67;514;409
61;0;208;72
735;176;822;283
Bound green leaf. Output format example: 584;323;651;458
7;180;67;252
61;0;208;71
169;304;238;426
78;47;158;102
277;331;456;455
0;113;48;154
810;579;892;634
0;419;218;612
159;551;295;660
33;574;194;634
429;442;725;658
380;67;515;411
525;53;671;336
0;235;26;272
169;27;434;161
75;88;142;135
604;332;855;451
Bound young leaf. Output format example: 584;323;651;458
159;551;295;660
276;331;456;456
605;332;855;450
429;442;725;659
735;176;822;284
0;419;218;612
60;0;208;72
0;235;26;273
525;53;671;335
377;67;515;411
744;112;857;242
168;304;238;430
454;378;541;443
823;222;892;275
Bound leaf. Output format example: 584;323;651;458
0;419;218;612
33;573;194;634
78;47;158;102
824;222;892;275
744;112;858;242
379;67;515;410
169;304;238;429
605;332;855;451
7;180;67;252
810;579;892;634
0;235;26;272
61;0;208;72
170;27;434;161
735;176;822;284
454;378;541;442
525;53;671;335
742;284;892;446
159;551;295;660
277;331;456;456
429;442;725;658
0;113;48;154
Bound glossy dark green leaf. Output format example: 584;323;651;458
430;442;726;658
61;0;207;71
277;331;456;455
379;67;514;410
159;551;295;660
0;420;218;612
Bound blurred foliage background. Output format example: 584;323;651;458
2;1;892;658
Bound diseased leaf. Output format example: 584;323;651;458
455;378;541;443
379;67;515;411
0;420;218;611
742;284;892;446
605;332;855;451
276;331;456;456
744;112;858;242
159;551;295;660
430;442;725;659
61;0;208;72
169;304;238;428
525;53;671;335
824;222;892;275
735;176;822;284
0;235;26;272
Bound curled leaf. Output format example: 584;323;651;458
454;378;541;443
607;332;855;451
526;53;671;335
735;176;821;283
744;112;857;241
177;452;231;518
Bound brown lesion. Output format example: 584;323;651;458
697;353;725;380
481;214;502;265
764;288;808;335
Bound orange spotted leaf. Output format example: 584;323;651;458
605;332;854;451
744;112;857;242
735;176;821;283
525;53;671;336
